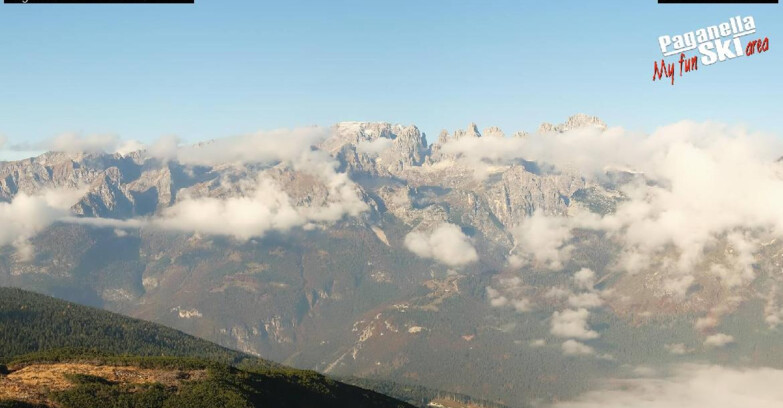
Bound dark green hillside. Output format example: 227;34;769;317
0;287;414;408
0;287;255;364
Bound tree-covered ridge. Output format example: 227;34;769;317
0;287;258;365
0;288;414;408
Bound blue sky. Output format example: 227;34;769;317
0;0;781;158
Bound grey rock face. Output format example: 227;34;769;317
323;122;428;177
0;116;600;251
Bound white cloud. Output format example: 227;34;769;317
573;268;596;290
567;292;603;309
708;232;757;288
156;127;330;167
115;139;146;156
7;133;146;156
551;308;599;339
489;297;508;307
148;134;181;162
512;298;532;312
356;138;393;155
499;276;522;287
0;127;368;242
694;316;718;331
766;312;782;329
764;294;783;329
156;181;301;239
601;122;783;278
44;133;121;154
632;366;657;377
511;211;574;270
3;132;146;157
446;121;783;290
155;175;365;240
545;287;571;300
62;216;145;230
552;365;783;408
704;333;734;348
530;339;546;348
664;343;691;355
486;286;509;308
438;124;644;178
144;127;368;239
486;276;531;312
661;275;695;299
0;189;86;259
0;134;6;150
404;223;478;267
562;339;594;356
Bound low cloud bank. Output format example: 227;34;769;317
552;364;783;408
0;189;86;259
0;127;369;247
148;127;369;240
488;122;783;291
156;175;367;240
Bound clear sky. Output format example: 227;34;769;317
0;0;781;158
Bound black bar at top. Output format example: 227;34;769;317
659;0;777;3
5;0;193;3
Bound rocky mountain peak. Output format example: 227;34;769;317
326;122;394;152
437;130;450;144
325;122;429;175
383;124;428;169
467;122;481;137
483;126;505;139
453;123;482;140
538;113;606;133
394;125;427;148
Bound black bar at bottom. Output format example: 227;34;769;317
5;0;193;3
659;0;777;3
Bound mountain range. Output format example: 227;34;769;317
2;114;783;406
